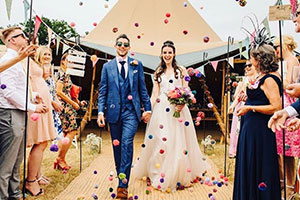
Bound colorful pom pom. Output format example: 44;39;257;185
113;139;120;146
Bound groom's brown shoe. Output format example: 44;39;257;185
116;187;128;199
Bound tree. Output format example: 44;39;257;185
20;17;78;45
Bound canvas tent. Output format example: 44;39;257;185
81;0;243;70
0;45;7;58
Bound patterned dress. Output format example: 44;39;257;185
45;75;63;139
56;68;78;133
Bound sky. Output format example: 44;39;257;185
0;0;299;50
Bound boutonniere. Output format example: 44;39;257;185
130;60;138;66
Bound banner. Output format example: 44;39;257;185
34;15;42;38
47;27;53;47
56;37;61;55
23;0;30;22
5;0;13;20
211;61;218;72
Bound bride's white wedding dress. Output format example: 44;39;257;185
133;72;209;192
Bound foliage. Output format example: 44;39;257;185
1;17;78;45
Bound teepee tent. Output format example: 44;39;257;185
81;0;242;70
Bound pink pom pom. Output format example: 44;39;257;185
187;168;192;173
113;139;120;146
196;117;202;122
161;172;165;177
157;185;161;189
93;22;97;26
128;95;133;100
62;137;70;145
178;118;183;123
70;22;76;27
30;113;40;121
109;177;113;181
208;103;213;108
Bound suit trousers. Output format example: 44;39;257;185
0;109;25;200
109;109;138;188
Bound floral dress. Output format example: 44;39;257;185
45;75;63;139
56;68;78;133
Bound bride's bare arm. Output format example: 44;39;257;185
150;77;160;108
181;66;189;88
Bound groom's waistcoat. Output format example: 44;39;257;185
118;72;134;112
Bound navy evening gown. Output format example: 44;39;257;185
233;74;281;200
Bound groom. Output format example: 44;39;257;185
97;34;151;199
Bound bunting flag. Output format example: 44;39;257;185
262;17;271;37
211;61;218;72
238;41;243;58
198;66;205;77
241;50;249;59
47;27;53;47
5;0;13;20
56;37;61;55
245;36;250;52
229;57;234;69
150;74;155;84
92;58;100;67
34;15;42;38
62;43;69;54
23;0;30;22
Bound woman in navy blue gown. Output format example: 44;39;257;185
233;42;282;199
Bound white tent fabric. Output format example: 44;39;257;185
81;0;243;70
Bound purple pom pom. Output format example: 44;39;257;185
184;76;191;82
0;84;7;89
49;144;59;152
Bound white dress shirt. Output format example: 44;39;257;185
117;56;128;79
0;48;36;111
285;106;298;117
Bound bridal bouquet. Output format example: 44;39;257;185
167;86;196;118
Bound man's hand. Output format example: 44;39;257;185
286;118;300;132
141;112;151;123
35;103;48;113
97;114;105;127
286;83;300;98
17;45;37;61
268;109;289;132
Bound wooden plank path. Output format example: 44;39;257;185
54;132;233;200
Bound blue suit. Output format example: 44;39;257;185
98;57;151;188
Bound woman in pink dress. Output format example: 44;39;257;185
274;35;300;197
228;60;258;157
25;46;56;196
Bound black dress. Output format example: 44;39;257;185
233;74;281;200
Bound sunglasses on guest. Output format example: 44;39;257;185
8;33;28;42
245;63;252;68
116;41;130;47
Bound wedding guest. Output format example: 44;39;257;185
54;53;85;171
233;40;281;199
0;27;47;199
25;46;58;196
133;41;209;192
273;35;300;197
228;60;258;158
0;44;36;73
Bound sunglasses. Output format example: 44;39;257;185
116;41;130;47
245;63;252;68
8;33;27;42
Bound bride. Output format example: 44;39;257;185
133;40;209;192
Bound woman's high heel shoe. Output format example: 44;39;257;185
53;158;71;171
25;179;44;197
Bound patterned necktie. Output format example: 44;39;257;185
119;61;126;79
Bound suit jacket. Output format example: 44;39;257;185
98;57;151;123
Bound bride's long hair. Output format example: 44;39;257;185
154;40;183;83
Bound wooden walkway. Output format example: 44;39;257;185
54;132;233;200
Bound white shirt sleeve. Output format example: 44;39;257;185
285;106;298;117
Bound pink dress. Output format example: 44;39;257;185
276;90;300;157
27;60;56;146
229;101;244;157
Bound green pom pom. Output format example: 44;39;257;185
118;173;126;180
